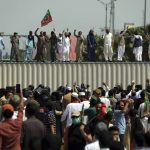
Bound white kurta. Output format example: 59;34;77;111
61;103;83;127
62;37;70;61
104;33;113;61
117;35;125;61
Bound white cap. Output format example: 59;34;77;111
71;92;78;98
79;92;85;96
66;86;72;91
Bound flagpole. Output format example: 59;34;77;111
52;21;55;31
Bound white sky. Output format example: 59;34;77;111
0;0;150;35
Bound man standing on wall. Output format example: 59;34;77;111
34;28;45;62
50;31;57;62
87;30;96;61
133;31;143;61
117;29;127;61
74;29;84;62
103;29;113;61
10;32;20;62
25;31;35;61
62;32;70;62
0;32;5;61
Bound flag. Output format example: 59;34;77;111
41;9;52;27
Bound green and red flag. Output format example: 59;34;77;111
41;9;52;27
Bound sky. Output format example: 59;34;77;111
0;0;150;35
0;0;150;52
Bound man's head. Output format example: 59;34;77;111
71;92;79;102
2;104;14;119
43;32;46;36
95;122;108;135
121;91;127;99
90;95;98;107
40;31;43;36
101;89;106;97
29;31;33;36
66;86;72;93
118;100;125;110
51;31;55;37
25;101;39;118
78;92;86;99
93;88;101;98
59;33;62;37
14;32;18;36
5;89;13;100
9;95;20;111
78;31;82;36
65;32;68;37
108;89;114;97
109;126;120;142
135;84;142;92
106;29;110;34
89;29;94;35
0;32;4;36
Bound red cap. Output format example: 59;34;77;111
2;104;14;113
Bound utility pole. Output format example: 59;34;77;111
97;0;111;31
111;0;116;36
105;4;108;30
144;0;147;30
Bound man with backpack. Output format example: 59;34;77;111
133;31;143;61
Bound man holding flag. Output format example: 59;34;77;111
34;9;53;62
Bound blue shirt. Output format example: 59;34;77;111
114;110;126;134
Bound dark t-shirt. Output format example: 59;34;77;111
68;125;90;150
36;112;51;135
84;107;97;121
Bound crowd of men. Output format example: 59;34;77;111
0;28;149;62
0;80;150;150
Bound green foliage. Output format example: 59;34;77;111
95;35;104;61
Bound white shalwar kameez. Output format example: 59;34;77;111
104;32;113;61
117;34;125;61
62;37;70;61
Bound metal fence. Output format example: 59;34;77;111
0;62;150;91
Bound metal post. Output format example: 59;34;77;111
111;0;115;36
97;0;111;31
144;0;147;30
109;5;112;30
106;5;108;30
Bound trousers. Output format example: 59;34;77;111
104;44;113;61
117;45;125;61
133;46;143;61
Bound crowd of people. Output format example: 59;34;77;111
0;80;150;150
0;28;149;62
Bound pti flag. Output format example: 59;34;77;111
41;9;52;27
